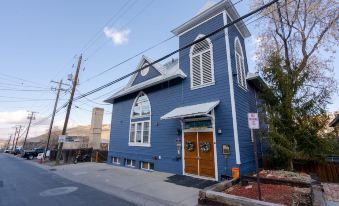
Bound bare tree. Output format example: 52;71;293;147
253;0;338;169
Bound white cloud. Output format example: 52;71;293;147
103;27;130;45
0;110;29;125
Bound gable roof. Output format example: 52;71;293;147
126;55;166;88
104;58;186;103
171;0;251;38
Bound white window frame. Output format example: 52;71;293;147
129;91;151;147
129;120;151;147
112;157;120;165
125;159;136;167
140;161;154;171
131;92;151;119
234;37;247;90
189;34;215;90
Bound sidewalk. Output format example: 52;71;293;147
33;161;200;206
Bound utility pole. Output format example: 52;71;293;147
11;126;18;152
6;135;12;150
56;54;82;165
22;111;37;150
14;125;23;152
44;79;68;158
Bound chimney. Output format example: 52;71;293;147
88;107;104;150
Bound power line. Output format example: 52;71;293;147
82;0;244;83
0;72;48;87
73;0;279;102
84;0;157;61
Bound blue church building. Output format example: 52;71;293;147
105;1;264;181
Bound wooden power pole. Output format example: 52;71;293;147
22;111;37;150
44;79;68;158
14;125;22;151
6;135;12;150
56;54;82;165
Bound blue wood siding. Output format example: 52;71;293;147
109;80;183;174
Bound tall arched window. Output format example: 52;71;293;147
235;38;246;88
129;92;151;146
190;35;214;89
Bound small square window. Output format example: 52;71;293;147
125;159;135;167
112;157;120;165
141;161;154;171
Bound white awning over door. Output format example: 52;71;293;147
161;100;220;120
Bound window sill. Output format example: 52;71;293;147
191;81;215;90
125;165;135;168
113;162;120;165
128;143;151;147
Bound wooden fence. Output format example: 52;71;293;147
294;161;339;183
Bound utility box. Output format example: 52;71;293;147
88;107;104;150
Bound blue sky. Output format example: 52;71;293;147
0;0;338;139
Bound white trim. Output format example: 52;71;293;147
130;91;151;119
129;92;152;147
181;120;185;177
211;109;219;181
182;114;218;180
126;55;166;88
172;1;250;38
112;156;120;165
223;11;241;164
125;159;136;168
176;12;224;37
128;121;151;147
189;35;215;90
140;161;154;171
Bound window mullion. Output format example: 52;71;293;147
200;54;203;85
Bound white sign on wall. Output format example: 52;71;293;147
58;135;66;143
248;113;259;129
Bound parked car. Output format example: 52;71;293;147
22;148;45;160
4;149;11;153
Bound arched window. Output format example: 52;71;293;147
129;92;151;146
235;38;246;88
190;35;214;89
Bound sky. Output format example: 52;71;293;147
0;0;338;140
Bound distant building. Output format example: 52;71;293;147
329;114;339;138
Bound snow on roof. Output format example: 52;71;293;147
161;100;220;120
104;58;186;103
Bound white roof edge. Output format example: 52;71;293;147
161;100;220;120
171;0;250;38
105;71;186;103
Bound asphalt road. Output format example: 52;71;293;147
0;154;135;206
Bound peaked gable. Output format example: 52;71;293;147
128;56;165;87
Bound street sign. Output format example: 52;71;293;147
248;113;259;129
58;135;66;143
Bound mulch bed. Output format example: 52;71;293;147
225;182;293;206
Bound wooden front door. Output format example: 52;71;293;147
184;132;199;176
184;132;215;179
198;132;215;178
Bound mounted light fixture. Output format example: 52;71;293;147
217;128;222;134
